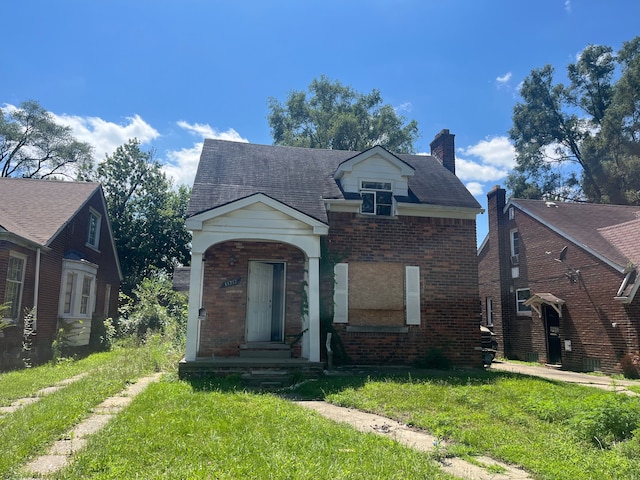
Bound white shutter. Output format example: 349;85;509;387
333;263;349;323
405;266;421;325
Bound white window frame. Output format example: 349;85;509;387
516;288;531;316
3;252;27;323
360;180;393;216
486;297;493;326
510;229;520;258
58;259;98;319
508;207;515;220
87;209;101;250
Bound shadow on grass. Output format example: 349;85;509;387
182;366;544;400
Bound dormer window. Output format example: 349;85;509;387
361;181;392;216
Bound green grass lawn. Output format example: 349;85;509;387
289;370;640;480
4;345;640;480
53;377;454;479
0;338;179;479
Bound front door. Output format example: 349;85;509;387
246;261;285;342
544;305;562;364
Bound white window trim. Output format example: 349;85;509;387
486;297;493;326
359;180;394;216
86;208;102;250
58;259;98;319
405;266;421;325
510;229;519;258
3;251;27;323
333;263;349;323
516;288;531;316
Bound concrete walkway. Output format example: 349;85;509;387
296;400;532;480
490;360;639;395
0;372;89;419
21;372;163;478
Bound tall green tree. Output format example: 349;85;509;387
508;37;640;204
268;75;419;153
94;139;191;294
0;100;93;179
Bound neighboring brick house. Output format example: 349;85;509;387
478;186;640;374
181;130;483;374
0;178;121;368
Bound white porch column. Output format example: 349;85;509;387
307;255;321;362
185;252;204;361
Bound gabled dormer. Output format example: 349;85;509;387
333;146;415;217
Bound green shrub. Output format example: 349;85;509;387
620;353;640;379
118;272;187;344
571;394;640;448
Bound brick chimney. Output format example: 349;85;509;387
430;129;456;175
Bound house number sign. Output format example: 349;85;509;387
220;277;242;289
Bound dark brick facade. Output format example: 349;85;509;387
197;210;483;368
323;211;481;368
479;187;640;374
0;190;120;368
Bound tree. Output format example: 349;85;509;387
93;139;191;294
0;100;93;179
268;75;419;153
507;36;640;204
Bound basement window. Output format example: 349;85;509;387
361;181;393;216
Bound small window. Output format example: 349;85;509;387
510;229;520;258
3;253;27;322
361;181;393;216
516;288;531;315
508;207;515;220
87;210;101;249
486;297;493;326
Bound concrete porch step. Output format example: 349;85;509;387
239;342;291;359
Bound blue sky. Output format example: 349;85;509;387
3;1;640;244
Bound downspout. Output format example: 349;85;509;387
33;248;41;330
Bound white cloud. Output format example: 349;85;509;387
162;143;203;187
54;113;160;160
461;136;515;168
177;121;248;142
465;181;485;196
455;157;509;183
565;0;571;13
496;72;512;85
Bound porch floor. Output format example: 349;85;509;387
178;356;325;380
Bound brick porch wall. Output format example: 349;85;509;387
198;241;306;357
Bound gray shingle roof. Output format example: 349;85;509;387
187;139;480;222
0;177;100;247
512;199;640;270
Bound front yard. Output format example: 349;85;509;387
1;341;639;479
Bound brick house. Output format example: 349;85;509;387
180;130;484;374
478;186;640;374
0;178;121;368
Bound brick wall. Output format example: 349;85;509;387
324;211;482;368
198;241;306;357
480;187;640;374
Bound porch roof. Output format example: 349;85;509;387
524;293;565;317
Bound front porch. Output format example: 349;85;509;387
177;356;326;387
